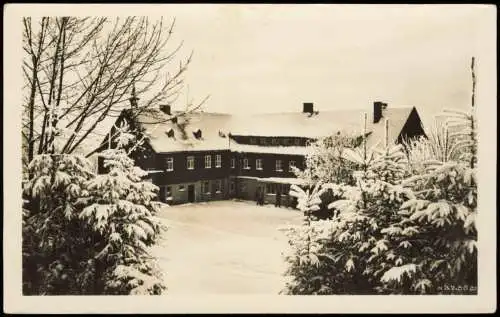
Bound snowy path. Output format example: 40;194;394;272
151;200;302;294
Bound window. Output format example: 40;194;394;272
230;181;235;193
215;154;222;168
260;138;267;145
272;138;278;145
294;138;301;146
266;183;276;194
256;159;263;170
166;157;174;172
283;138;290;145
276;159;283;171
215;180;222;193
289;160;296;172
243;158;250;169
230;158;235;169
205;155;211;168
203;181;210;194
179;185;185;192
187;156;195;170
281;184;289;195
250;137;257;144
165;186;173;201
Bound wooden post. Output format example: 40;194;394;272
108;129;111;149
470;56;477;168
363;112;367;162
385;118;389;149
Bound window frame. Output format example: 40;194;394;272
203;181;210;194
256;158;263;170
266;183;276;195
230;158;235;169
204;155;212;169
275;159;283;171
165;186;173;201
215;154;222;168
289;160;296;172
166;157;174;172
243;158;250;170
215;180;222;193
186;156;195;170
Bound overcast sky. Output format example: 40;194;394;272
154;4;491;126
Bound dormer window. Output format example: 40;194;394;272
193;128;202;139
166;128;175;138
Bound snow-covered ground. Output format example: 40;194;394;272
151;200;303;295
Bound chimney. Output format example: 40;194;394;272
171;116;178;124
160;104;171;115
373;101;388;123
129;85;139;108
303;102;314;114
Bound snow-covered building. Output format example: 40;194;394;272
98;99;426;206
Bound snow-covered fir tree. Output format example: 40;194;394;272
22;121;167;295
281;103;478;294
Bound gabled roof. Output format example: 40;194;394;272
131;105;416;154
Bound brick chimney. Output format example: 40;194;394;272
303;102;314;114
373;101;388;123
128;85;139;108
160;104;171;115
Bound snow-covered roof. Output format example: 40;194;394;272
228;107;414;144
136;109;233;153
133;105;415;154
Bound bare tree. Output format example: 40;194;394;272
22;16;206;170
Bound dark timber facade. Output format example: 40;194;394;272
98;97;426;206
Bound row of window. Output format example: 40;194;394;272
266;183;289;195
165;155;222;171
201;180;224;194
165;180;227;198
230;158;296;172
165;155;297;172
249;137;303;146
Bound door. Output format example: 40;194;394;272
187;184;195;203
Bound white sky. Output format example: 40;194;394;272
152;4;492;126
